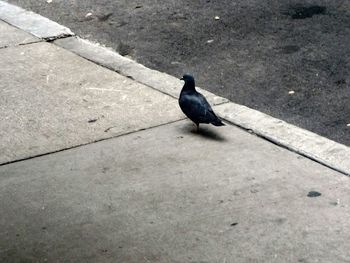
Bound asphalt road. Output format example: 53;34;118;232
6;0;350;145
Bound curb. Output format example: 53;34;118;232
0;1;349;176
54;37;228;106
0;1;73;40
216;103;350;176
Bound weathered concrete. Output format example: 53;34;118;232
54;37;228;106
54;36;350;177
1;6;347;180
0;42;183;164
216;102;350;176
0;19;38;48
0;120;349;263
0;1;73;39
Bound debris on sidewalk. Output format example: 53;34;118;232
307;191;322;197
330;199;341;206
88;115;105;123
88;118;98;123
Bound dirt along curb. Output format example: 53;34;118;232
0;0;349;176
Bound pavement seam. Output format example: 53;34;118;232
0;118;186;167
0;1;74;39
0;1;349;176
45;35;73;42
217;103;350;176
0;39;43;49
224;119;349;177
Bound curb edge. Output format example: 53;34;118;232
0;1;73;39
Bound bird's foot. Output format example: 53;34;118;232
195;124;199;133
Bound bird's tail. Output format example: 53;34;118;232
211;118;225;126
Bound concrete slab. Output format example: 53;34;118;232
55;37;350;178
0;20;38;48
0;42;183;164
54;37;228;106
0;1;73;40
215;102;350;176
0;120;349;263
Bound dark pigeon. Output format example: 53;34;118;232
179;74;225;131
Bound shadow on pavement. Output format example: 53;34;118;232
180;122;227;142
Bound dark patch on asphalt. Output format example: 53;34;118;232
230;222;238;226
97;12;113;22
307;191;322;197
278;45;300;54
118;41;134;56
335;79;346;85
286;5;327;19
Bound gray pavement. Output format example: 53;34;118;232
1;15;350;263
0;41;183;164
0;20;38;48
1;120;350;262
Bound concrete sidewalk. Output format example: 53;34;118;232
1;13;350;263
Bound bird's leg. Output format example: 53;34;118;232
196;123;199;133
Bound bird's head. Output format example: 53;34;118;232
180;74;195;82
180;74;196;91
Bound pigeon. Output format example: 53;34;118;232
179;74;225;131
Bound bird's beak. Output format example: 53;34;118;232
180;77;184;80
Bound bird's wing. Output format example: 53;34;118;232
179;92;216;123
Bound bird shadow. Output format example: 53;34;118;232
180;123;227;142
